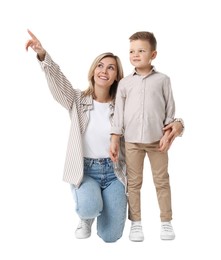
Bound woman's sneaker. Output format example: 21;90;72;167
160;221;175;240
75;219;94;239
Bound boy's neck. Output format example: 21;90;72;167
135;65;153;76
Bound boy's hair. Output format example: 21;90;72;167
129;31;157;51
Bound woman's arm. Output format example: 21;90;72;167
26;29;76;110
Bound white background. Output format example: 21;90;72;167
1;0;221;259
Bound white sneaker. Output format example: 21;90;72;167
129;222;144;242
75;219;94;239
160;221;175;240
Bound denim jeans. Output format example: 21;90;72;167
70;157;127;242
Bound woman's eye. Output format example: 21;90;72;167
108;66;115;70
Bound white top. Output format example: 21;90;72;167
82;100;111;158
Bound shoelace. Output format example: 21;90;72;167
79;219;93;230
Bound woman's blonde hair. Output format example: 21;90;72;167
83;52;124;100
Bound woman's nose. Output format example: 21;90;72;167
101;67;107;73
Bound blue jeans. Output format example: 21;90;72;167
70;157;127;243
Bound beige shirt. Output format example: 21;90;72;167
111;68;175;143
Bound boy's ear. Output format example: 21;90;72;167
151;50;157;60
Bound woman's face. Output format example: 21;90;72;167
93;57;118;89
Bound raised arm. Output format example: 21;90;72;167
26;29;76;111
25;29;46;61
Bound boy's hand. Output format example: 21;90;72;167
109;142;119;162
109;135;120;162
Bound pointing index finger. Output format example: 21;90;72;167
27;29;38;41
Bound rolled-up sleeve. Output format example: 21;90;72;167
163;76;175;126
111;81;125;135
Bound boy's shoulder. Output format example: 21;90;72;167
153;69;170;79
150;71;172;85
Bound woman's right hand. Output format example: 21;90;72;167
25;29;46;61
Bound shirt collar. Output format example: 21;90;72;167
132;66;157;77
81;94;115;112
81;94;93;111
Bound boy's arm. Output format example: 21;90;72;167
110;81;125;135
109;134;121;162
110;81;125;161
162;76;184;149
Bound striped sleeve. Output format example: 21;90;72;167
38;52;84;186
39;52;76;110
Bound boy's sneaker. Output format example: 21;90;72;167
160;221;175;240
75;219;94;239
129;222;144;242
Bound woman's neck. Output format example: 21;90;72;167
94;89;111;103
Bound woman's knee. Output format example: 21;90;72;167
76;204;101;219
98;231;123;243
71;178;103;219
97;216;126;243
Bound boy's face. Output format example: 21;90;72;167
129;39;157;73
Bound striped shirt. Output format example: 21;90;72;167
38;52;127;188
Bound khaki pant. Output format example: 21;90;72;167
125;141;172;222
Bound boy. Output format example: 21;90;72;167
110;31;184;242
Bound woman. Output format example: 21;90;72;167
25;29;183;243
